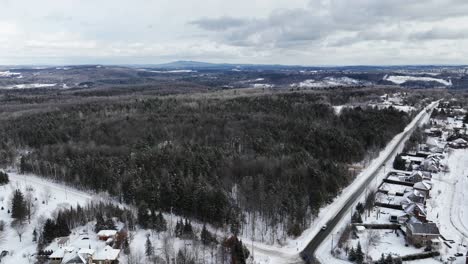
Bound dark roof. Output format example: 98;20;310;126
408;223;440;235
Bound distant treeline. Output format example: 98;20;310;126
0;92;411;235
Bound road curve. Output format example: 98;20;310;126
300;102;438;264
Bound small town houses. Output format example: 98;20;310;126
48;230;120;264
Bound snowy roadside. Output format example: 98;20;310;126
314;102;438;263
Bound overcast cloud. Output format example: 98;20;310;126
0;0;467;65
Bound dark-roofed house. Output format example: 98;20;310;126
406;222;440;247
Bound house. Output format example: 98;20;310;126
413;181;432;198
49;247;75;264
449;138;468;149
92;245;120;264
402;202;427;222
97;230;117;241
402;190;427;205
406;222;440;247
404;171;431;183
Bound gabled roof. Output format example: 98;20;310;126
93;245;120;261
414;181;432;191
408;222;440;235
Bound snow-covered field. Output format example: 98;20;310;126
384;75;452;86
427;148;468;242
0;71;22;78
0;83;57;89
139;69;196;73
291;77;367;88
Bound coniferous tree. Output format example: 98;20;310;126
201;224;216;245
32;228;37;242
348;247;356;262
393;154;406;170
0;171;8;185
95;213;106;232
145;235;153;257
138;202;150;229
55;213;71;237
175;219;183;237
11;189;27;222
123;238;131;255
154;211;167;234
355;242;364;264
42;218;56;244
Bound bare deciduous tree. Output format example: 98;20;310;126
11;220;27;242
41;187;51;205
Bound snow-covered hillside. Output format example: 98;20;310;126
384;75;452;86
291;77;367;88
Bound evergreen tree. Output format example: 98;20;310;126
393;154;406;170
123;238;131;255
201;224;216;245
55;213;71;237
378;253;385;264
348;247;356;262
464;112;468;124
137;202;150;229
11;189;27;222
175;219;183;237
145;235;153;257
42;218;56;243
385;254;395;264
0;171;8;185
95;213;106;232
351;211;363;223
32;228;37;242
355;242;364;264
183;219;194;238
154;211;167;234
104;217;116;230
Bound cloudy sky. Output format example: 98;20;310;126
1;0;468;65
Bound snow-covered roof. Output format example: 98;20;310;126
453;138;467;144
78;248;95;255
414;181;432;191
408;223;439;235
49;248;66;259
93;245;120;261
97;230;117;237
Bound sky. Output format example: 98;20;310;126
1;0;468;65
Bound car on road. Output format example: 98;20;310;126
321;225;327;231
454;253;463;257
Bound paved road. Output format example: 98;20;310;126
299;102;437;264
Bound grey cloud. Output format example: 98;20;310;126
192;0;468;49
190;17;247;31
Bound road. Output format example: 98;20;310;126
300;102;438;264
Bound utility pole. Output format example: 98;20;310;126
331;234;334;254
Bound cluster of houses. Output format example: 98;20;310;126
48;230;120;264
375;103;468;256
377;168;441;249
